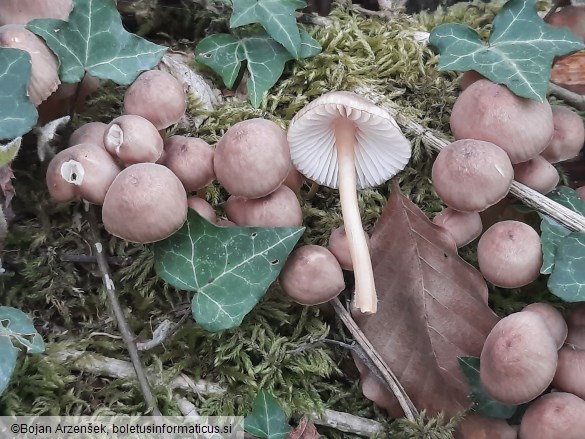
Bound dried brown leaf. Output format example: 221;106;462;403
354;184;499;418
288;417;322;439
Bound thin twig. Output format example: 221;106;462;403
61;253;132;266
549;82;585;111
331;298;418;421
85;205;162;416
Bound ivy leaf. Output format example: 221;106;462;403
547;232;585;302
195;30;320;107
547;186;585;216
230;0;307;58
429;0;585;101
0;306;45;395
153;210;304;332
244;390;291;439
27;0;166;84
0;138;22;167
539;214;571;274
458;356;517;419
0;48;37;141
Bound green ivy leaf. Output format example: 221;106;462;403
195;30;320;107
429;0;585;101
0;138;22;166
539;215;571;274
27;0;166;84
230;0;307;58
0;49;37;141
547;186;585;216
244;390;291;439
458;356;517;419
547;232;585;302
154;210;304;332
0;306;45;396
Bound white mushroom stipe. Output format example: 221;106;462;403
60;160;85;185
105;274;115;291
95;243;103;253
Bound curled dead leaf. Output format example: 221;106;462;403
551;50;585;94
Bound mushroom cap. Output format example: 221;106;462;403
282;166;304;193
0;24;60;105
214;118;291;198
455;414;518;439
431;139;514;212
477;221;543;288
450;79;554;164
123;70;187;130
552;346;585;399
278;245;345;305
187;196;217;223
480;311;558;405
519;392;585;439
69;122;108;148
225;185;303;228
577;185;585;201
432;208;483;248
0;0;72;25
161;136;215;191
287;91;411;189
566;325;585;350
459;71;485;91
541;106;585;163
568;303;585;327
512;156;559;194
328;225;371;270
547;5;585;41
104;115;164;165
46;143;121;205
102;163;188;243
522;302;568;349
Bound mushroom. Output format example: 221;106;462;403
541;106;585;163
450;79;554;164
283;166;304;194
480;311;558;404
187;196;217;223
287;91;411;313
552;345;585;399
38;74;100;124
512;156;559;194
0;24;59;105
567;303;585;327
431;139;514;212
432;207;483;248
577;185;585;200
103;115;164;165
522;302;567;349
278;245;345;305
225;185;303;227
477;221;542;288
217;219;236;227
546;5;585;41
123;70;187;130
69;122;108;148
519;392;585;439
160;136;215;192
0;0;72;25
459;70;485;91
566;325;585;350
328;225;371;270
214;118;291;199
102;163;188;243
46;143;121;205
455;414;518;439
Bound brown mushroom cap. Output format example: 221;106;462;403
432;139;514;212
432;207;483;248
455;414;518;439
0;0;72;25
102;163;188;243
160;136;215;191
187;196;217;223
0;24;60;105
477;221;543;288
328;225;371;270
459;70;485;91
522;302;568;349
46;143;121;205
512;156;559;194
278;245;345;305
450;79;554;164
552;346;585;399
541;106;585;163
519;392;585;439
104;115;164;165
214;118;291;199
123;70;187;130
480;311;558;404
225;185;303;227
69;122;108;148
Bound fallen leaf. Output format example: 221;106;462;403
353;184;499;417
288;417;322;439
551;51;585;94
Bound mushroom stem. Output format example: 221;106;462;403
334;121;377;313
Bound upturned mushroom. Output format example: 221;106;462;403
0;0;72;25
522;302;567;349
512;155;559;194
432;207;483;248
123;70;187;130
431;139;514;212
328;225;371;270
102;163;187;243
519;392;585;439
541;105;585;163
480;311;558;404
279;245;345;305
287;91;411;313
450;79;554;164
103;115;164;165
214;118;291;199
477;221;542;288
46;143;121;205
160;136;215;192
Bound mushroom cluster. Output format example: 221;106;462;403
478;303;585;438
